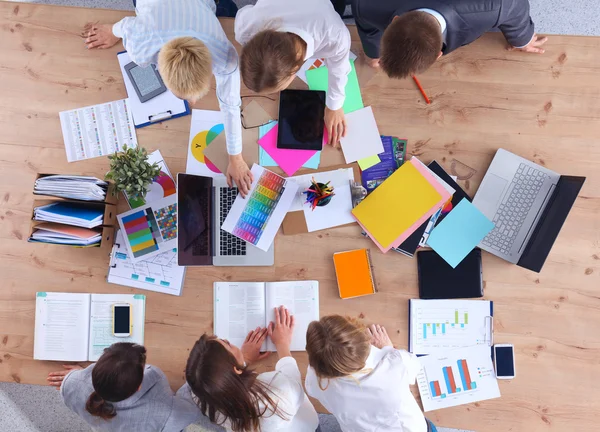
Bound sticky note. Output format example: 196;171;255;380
306;60;364;114
358;155;381;170
427;200;495;268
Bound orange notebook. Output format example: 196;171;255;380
333;249;377;299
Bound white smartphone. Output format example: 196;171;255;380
494;344;515;379
113;303;132;338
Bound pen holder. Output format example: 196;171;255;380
303;179;335;210
314;183;333;207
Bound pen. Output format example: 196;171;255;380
412;75;431;104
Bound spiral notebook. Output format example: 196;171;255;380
333;249;377;299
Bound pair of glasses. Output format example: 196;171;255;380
240;95;277;129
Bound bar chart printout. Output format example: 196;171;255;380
417;345;500;412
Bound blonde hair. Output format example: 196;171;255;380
306;315;371;388
158;37;212;100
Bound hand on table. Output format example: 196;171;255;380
227;154;253;198
241;327;271;365
508;34;548;54
47;365;83;390
366;324;394;349
268;306;294;358
325;107;347;148
83;22;121;50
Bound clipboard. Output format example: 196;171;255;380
117;51;190;128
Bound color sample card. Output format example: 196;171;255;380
222;165;298;251
427;200;494;268
125;150;177;209
117;195;178;262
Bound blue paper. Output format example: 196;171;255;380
427;200;494;268
257;121;321;169
39;202;103;221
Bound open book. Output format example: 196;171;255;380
34;292;146;362
214;281;319;352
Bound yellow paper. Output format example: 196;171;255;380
357;155;381;170
352;162;441;248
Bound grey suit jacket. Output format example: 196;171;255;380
351;0;535;59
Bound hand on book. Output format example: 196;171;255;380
241;327;271;365
47;365;83;390
268;306;295;358
366;324;394;349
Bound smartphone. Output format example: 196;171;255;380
113;303;132;337
494;344;515;379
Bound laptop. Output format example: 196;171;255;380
473;149;585;272
177;173;274;267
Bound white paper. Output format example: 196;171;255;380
222;165;298;251
59;99;138;162
214;282;267;350
409;300;492;356
265;281;319;351
33;293;91;361
108;230;186;296
186;109;227;178
88;294;146;361
339;106;384;163
117;51;188;127
296;52;358;84
417;345;501;412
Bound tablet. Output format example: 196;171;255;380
277;89;325;151
124;62;167;103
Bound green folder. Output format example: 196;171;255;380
306;59;364;114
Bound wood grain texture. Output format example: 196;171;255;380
1;3;599;431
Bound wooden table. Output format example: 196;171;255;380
1;3;599;431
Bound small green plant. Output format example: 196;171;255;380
105;145;161;199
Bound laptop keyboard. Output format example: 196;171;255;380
482;163;549;255
219;187;247;256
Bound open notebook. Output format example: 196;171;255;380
34;292;145;362
214;281;319;352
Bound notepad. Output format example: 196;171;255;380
338;107;384;163
427;200;494;268
352;158;451;252
306;59;364;114
333;249;377;299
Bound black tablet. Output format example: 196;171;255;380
277;89;325;151
124;62;167;103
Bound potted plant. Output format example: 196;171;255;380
106;145;161;200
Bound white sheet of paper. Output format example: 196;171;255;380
339;106;384;163
186;109;227;178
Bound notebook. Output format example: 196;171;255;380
333;249;377;299
213;281;319;351
34;292;145;362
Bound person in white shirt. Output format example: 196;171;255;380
305;315;437;432
234;0;351;147
81;0;253;197
180;306;319;432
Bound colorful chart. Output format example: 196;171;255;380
232;170;285;245
121;209;160;258
154;203;177;241
191;123;223;173
128;171;177;209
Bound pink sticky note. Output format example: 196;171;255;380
257;123;321;176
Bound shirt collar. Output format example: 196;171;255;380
416;8;447;44
277;26;315;60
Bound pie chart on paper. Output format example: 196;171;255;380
191;123;224;174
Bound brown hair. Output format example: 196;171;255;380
186;334;286;432
158;37;212;100
240;30;305;93
85;343;147;420
306;315;371;383
380;11;443;79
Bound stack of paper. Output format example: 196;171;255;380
29;223;102;246
34;175;108;202
34;202;104;229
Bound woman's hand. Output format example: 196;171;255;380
240;327;271;365
268;306;294;359
366;324;394;349
324;107;347;147
83;23;121;50
47;365;83;390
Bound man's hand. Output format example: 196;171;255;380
226;154;253;198
324;107;347;148
241;327;270;365
268;306;294;359
83;23;121;50
508;34;548;54
366;324;394;349
47;365;83;390
366;57;380;68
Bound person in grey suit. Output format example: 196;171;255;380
351;0;548;78
47;342;218;432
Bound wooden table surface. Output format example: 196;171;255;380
1;2;599;431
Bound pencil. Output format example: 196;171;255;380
412;75;431;104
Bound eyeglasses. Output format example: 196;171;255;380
240;95;277;129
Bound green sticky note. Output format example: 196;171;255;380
36;292;47;297
358;154;381;170
306;59;364;114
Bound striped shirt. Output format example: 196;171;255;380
113;0;242;155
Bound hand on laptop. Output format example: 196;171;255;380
508;34;548;54
325;107;347;147
227;154;253;198
83;22;121;50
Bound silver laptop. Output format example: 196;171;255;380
473;149;560;263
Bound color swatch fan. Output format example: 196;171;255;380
125;150;177;209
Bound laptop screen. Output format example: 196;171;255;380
177;174;213;266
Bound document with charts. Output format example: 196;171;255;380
34;292;145;362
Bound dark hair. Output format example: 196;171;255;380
241;30;305;92
185;334;286;432
85;342;147;420
380;11;443;79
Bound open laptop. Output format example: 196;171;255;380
177;173;274;266
473;149;585;272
